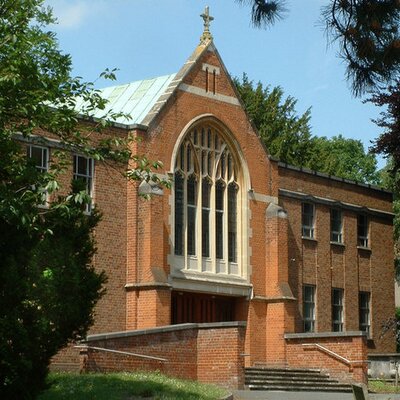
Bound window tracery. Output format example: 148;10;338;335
173;125;241;276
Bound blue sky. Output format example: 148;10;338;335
45;0;386;167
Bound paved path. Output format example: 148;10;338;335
233;390;400;400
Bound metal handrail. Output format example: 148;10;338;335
302;343;363;366
75;345;168;362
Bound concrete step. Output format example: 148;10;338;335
245;377;340;385
247;384;353;392
246;367;322;374
245;367;352;393
245;371;331;380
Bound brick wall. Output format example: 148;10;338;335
285;332;368;383
278;164;395;353
80;322;246;389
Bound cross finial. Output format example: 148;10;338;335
200;6;214;43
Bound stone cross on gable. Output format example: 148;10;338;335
200;6;214;43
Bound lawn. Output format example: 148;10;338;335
369;380;400;394
38;371;228;400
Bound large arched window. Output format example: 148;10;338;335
173;125;241;276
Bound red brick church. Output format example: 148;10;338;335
51;8;395;388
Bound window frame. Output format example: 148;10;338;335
332;288;344;332
172;125;243;278
359;291;371;336
357;214;369;248
303;285;316;333
27;144;49;205
330;208;343;244
73;154;94;214
302;202;315;239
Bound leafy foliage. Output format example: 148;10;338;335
235;0;400;96
235;74;381;184
0;1;168;398
369;80;400;171
307;134;381;184
235;74;313;167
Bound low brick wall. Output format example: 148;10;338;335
285;331;368;384
80;321;246;389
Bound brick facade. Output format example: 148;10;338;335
285;332;368;384
45;38;395;386
80;322;246;389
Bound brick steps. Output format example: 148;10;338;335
245;367;353;392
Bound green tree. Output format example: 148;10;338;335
234;74;313;167
235;0;400;96
0;1;167;398
235;74;381;184
307;135;381;184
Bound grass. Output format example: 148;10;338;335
369;379;400;394
37;371;228;400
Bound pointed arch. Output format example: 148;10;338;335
170;116;250;279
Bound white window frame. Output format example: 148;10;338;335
303;285;316;332
332;288;344;332
359;291;371;336
357;214;369;248
172;125;243;278
330;208;343;243
302;202;315;239
73;155;94;214
27;144;49;205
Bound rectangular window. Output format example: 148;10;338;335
27;145;48;172
359;292;371;335
332;288;344;332
357;214;369;247
330;209;343;243
302;202;315;239
27;145;49;205
303;285;316;332
73;155;94;213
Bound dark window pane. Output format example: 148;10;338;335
228;184;237;262
216;181;224;259
202;209;210;257
174;173;184;255
187;206;196;255
202;179;211;257
187;175;197;256
186;146;191;172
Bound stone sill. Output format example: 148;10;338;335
357;246;372;252
284;331;367;340
330;241;345;247
302;236;317;243
86;321;247;342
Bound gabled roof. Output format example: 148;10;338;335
74;74;176;127
77;40;221;130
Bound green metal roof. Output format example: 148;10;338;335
75;73;176;127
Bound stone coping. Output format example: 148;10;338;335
368;353;400;358
85;321;247;342
284;331;367;340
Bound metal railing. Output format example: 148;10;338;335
75;345;168;362
302;343;364;367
